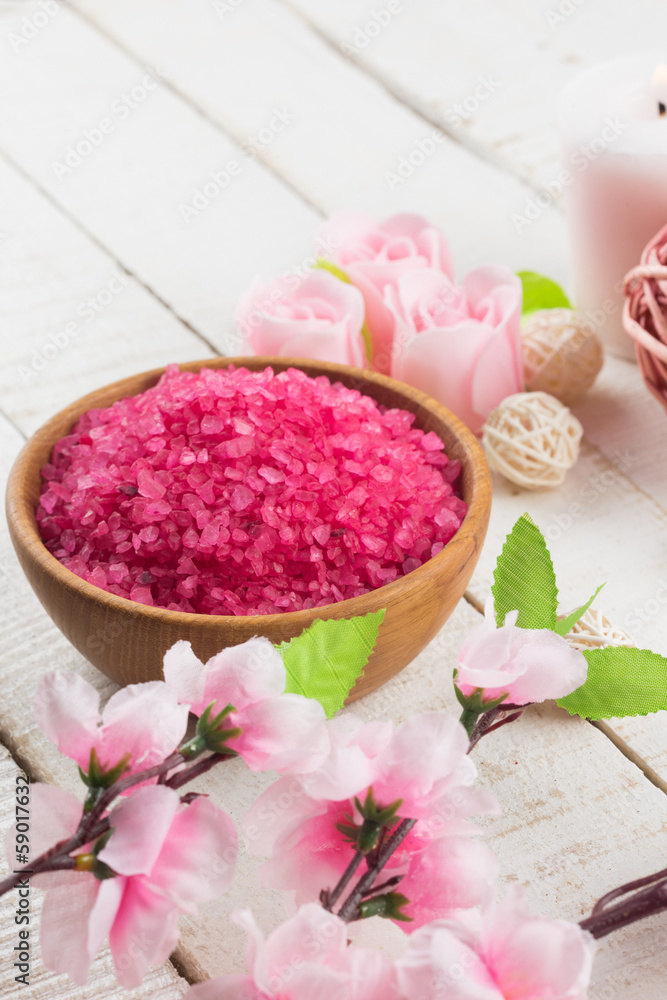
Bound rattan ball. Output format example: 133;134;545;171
560;607;633;651
482;391;583;489
522;309;603;405
624;222;667;413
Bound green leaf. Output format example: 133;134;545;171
517;271;572;320
557;646;667;720
358;892;413;922
315;258;374;365
492;514;558;630
279;611;385;718
555;584;606;636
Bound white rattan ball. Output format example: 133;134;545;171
482;391;583;489
560;607;634;651
522;309;603;405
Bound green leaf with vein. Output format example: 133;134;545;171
555;584;606;636
278;611;385;718
557;646;667;720
315;258;374;365
517;271;572;320
492;514;558;630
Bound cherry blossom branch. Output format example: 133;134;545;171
321;850;365;912
467;705;525;753
580;867;667;939
0;750;233;899
336;818;417;922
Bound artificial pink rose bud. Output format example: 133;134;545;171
318;211;453;374
456;598;588;706
388;265;524;434
236;269;366;367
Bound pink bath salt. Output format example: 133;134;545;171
36;365;467;616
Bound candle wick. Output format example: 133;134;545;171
660;101;666;117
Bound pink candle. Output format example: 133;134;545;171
559;53;667;360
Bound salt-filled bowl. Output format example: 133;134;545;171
5;357;491;702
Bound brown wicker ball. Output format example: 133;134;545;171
624;222;667;412
522;309;603;405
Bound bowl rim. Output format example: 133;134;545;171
6;356;491;626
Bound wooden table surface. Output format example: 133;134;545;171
1;2;667;996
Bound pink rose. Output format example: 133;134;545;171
396;887;595;999
456;598;588;706
236;269;366;367
21;783;237;987
318;211;453;373
185;904;398;1000
387;266;524;434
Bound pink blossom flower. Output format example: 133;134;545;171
319;211;453;374
387;266;523;434
184;904;399;1000
396;887;595;999
236;269;366;366
245;713;498;929
456;599;588;706
35;671;188;778
11;783;237;987
163;637;328;774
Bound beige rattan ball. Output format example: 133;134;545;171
522;309;603;405
560;607;634;651
482;391;583;489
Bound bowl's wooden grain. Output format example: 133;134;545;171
6;358;491;701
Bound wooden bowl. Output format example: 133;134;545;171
5;357;491;702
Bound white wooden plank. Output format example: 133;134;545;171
2;0;569;297
1;3;667;992
0;2;320;348
0;155;215;436
282;0;667;187
0;410;665;993
0;741;189;998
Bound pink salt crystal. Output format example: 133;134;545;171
369;464;394;484
137;470;166;500
230;485;254;512
312;524;331;546
37;365;466;616
258;466;285;485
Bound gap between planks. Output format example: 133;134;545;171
0;146;223;362
277;0;557;203
68;2;327;221
4;0;664;804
